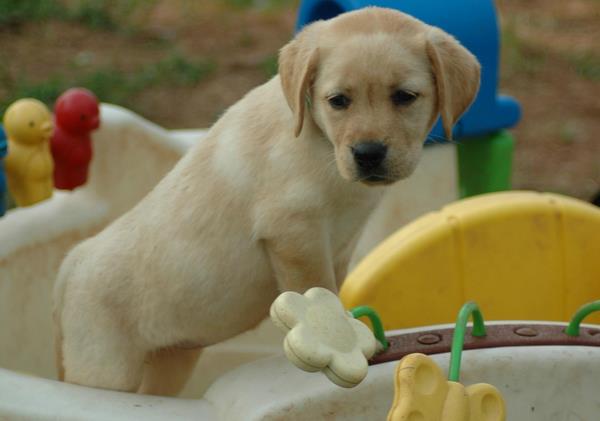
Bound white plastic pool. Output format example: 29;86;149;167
4;105;595;420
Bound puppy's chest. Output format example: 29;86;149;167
266;180;379;243
328;197;377;253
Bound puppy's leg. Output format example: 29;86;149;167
53;298;66;381
138;347;202;396
62;314;146;392
265;219;337;293
334;228;364;288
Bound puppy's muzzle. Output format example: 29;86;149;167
351;141;388;182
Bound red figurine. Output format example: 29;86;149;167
51;88;100;190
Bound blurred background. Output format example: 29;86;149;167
0;0;598;200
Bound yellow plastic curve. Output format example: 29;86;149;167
341;191;600;329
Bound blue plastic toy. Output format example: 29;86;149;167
296;0;521;197
0;124;7;216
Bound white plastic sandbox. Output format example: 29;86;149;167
2;105;597;420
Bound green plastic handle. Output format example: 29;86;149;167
448;301;487;382
351;306;389;351
565;300;600;337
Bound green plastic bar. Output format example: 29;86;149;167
448;301;487;382
457;130;515;198
565;300;600;337
351;306;389;351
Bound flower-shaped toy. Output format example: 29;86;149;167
388;353;505;421
270;287;377;388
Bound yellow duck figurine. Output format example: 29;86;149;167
3;99;54;207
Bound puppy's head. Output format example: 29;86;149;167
279;7;480;185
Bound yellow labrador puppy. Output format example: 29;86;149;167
54;7;480;396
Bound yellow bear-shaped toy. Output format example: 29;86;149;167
387;353;505;421
3;99;54;207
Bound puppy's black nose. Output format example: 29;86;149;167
352;142;387;171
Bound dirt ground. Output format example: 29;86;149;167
1;0;598;200
497;0;599;200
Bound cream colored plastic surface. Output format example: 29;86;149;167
2;326;597;420
0;102;452;406
3;105;592;420
203;336;600;421
388;353;505;421
0;104;464;419
270;287;376;388
0;105;286;387
341;191;600;329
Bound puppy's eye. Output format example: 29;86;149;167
391;90;418;106
328;94;351;110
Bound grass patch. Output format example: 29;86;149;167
501;22;547;78
0;52;215;114
0;0;157;31
140;53;216;86
69;0;118;30
0;0;66;27
260;54;279;78
558;120;583;144
219;0;295;11
568;52;600;81
10;76;66;107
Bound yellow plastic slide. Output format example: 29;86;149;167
341;192;600;328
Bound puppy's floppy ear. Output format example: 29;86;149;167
279;23;323;137
426;28;481;140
